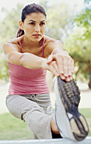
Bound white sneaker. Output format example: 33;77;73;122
54;77;89;141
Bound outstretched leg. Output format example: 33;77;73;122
54;77;89;141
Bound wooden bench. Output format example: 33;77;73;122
0;137;91;144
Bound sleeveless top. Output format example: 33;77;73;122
8;37;49;95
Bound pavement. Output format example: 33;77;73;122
0;81;91;114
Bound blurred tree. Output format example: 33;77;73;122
64;0;91;88
64;32;91;79
0;3;24;45
39;0;49;10
46;3;75;41
74;0;91;40
39;0;77;41
0;4;24;82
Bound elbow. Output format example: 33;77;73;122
19;54;24;66
19;54;29;68
2;43;7;52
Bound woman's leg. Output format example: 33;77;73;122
29;93;61;138
6;95;52;139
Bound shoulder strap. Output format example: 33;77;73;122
18;38;23;53
42;37;45;58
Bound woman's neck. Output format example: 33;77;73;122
22;35;43;49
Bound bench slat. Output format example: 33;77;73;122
0;137;91;144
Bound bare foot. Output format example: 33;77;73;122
51;118;60;134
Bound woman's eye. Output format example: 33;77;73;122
29;22;35;25
40;22;45;26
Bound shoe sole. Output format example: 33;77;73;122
54;77;89;141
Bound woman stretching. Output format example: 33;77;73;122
3;3;88;140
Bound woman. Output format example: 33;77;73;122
3;3;74;139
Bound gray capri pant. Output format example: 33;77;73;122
6;93;53;139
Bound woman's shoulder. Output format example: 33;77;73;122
6;35;23;45
44;35;63;54
44;35;55;44
43;35;56;56
3;36;24;53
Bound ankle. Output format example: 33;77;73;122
51;118;60;134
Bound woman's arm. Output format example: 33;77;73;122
2;38;59;76
44;36;63;56
45;36;74;81
3;41;46;69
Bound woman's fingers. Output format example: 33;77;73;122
63;56;69;77
47;50;74;82
47;55;54;64
51;52;74;77
63;56;74;77
48;61;60;76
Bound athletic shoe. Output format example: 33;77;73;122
54;77;89;141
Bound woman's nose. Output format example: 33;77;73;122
35;25;40;32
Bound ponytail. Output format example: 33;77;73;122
17;29;24;37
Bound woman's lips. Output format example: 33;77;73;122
33;34;41;38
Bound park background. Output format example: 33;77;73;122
0;0;91;140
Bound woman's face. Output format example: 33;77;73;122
20;12;47;42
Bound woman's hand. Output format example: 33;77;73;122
41;59;60;77
46;49;74;82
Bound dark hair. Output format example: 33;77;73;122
17;3;47;37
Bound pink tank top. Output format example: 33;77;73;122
8;37;49;95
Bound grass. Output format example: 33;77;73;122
0;113;33;140
0;108;91;140
79;108;91;136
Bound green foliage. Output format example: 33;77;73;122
46;3;75;40
84;0;91;4
0;53;9;82
0;4;24;82
0;3;24;45
74;8;91;27
79;108;91;136
0;113;33;140
64;0;91;81
64;29;91;80
74;0;91;40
